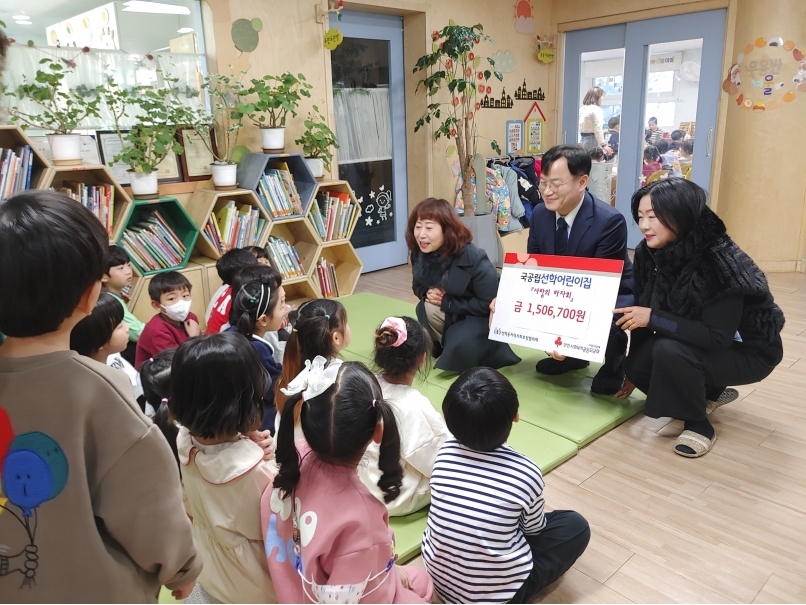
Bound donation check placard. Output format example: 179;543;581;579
489;253;624;363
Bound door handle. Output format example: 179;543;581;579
563;131;567;144
706;127;713;159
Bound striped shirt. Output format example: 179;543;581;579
422;440;546;603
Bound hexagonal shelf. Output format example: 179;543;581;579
265;217;320;280
116;197;199;277
307;180;363;244
0;125;50;193
282;276;319;309
127;259;210;329
185;188;271;261
313;241;364;298
41;164;133;241
237;152;316;219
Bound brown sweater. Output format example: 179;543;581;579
0;350;200;602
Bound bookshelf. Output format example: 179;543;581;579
116;197;199;277
40;164;133;242
128;259;210;330
0;125;51;194
237;152;317;218
185;188;271;261
307;180;362;245
313;241;363;298
265;218;320;281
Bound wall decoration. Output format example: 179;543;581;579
514;79;545;101
490;50;517;73
46;3;118;50
231;18;262;53
506;120;524;153
514;0;535;35
480;88;514;109
524;101;546;154
722;35;805;111
324;28;344;50
536;34;556;64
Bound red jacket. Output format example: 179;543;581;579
135;312;198;369
205;286;232;335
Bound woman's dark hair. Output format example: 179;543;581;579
275;361;402;502
139;349;179;465
655;139;669;155
541;145;592;178
582;86;604;106
148;271;192;302
630;178;706;239
169;332;269;439
0;190;108;338
643;145;660;162
373;316;432;379
275;299;348;419
443;366;519;452
405;198;472;259
228;264;283;333
216;248;258;285
246;245;269;262
70;291;125;356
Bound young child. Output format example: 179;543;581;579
139;349;177;461
678;139;694;168
170;332;278;603
227;265;288;432
604;114;620;160
588;146;606;163
360;316;449;516
70;290;141;400
0;190;199;601
103;245;145;365
135;271;200;368
422;367;590;603
655;138;682;177
274;298;351;434
668;129;686;151
263;358;433;603
247;245;271;265
642;145;662;180
206;248;257;334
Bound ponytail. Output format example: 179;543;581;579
152;398;179;468
274;393;303;499
375;400;403;503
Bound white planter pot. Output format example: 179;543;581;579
47;133;82;165
128;170;159;198
305;157;325;180
260;127;285;152
212;163;238;190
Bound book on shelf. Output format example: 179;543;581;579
206;201;268;255
120;209;187;273
0;145;35;202
266;236;305;279
310;190;360;242
58;180;115;234
256;165;304;218
316;256;340;298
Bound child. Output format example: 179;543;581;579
604;114;620;160
0;190;199;601
274;298;351;434
422;367;590;603
247;245;271;265
206;248;257;334
679;139;694;168
588;146;606;162
230;264;289;365
360;316;449;516
170;332;278;603
668;129;686;151
642;145;662;180
139;349;177;461
227;265;288;432
70;290;142;400
656;138;682;177
135;271;200;368
263;358;433;603
103;245;145;365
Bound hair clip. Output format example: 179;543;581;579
281;356;343;400
371;399;377;408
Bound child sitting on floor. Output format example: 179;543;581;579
206;248;258;335
359;316;449;516
274;298;351;436
423;367;590;604
263;358;433;603
139;349;177;461
135;271;200;368
103;245;145;365
642;145;662;181
170;332;278;603
247;245;271;265
70;290;142;400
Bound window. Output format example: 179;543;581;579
647;70;675;94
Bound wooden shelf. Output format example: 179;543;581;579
266;218;321;278
313;241;364;298
307;180;363;245
128;259;210;330
282;278;319;309
0;124;51;192
237;152;317;218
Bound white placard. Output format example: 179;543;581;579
489;253;624;363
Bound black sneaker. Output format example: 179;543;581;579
535;357;589;375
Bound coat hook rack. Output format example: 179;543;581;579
316;0;344;24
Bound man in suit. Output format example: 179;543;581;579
493;145;634;395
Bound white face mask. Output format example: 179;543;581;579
161;299;191;322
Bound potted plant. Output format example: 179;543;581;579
295;105;339;180
191;71;248;190
241;72;312;153
413;23;503;217
3;59;102;165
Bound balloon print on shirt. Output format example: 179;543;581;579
0;408;69;589
265;487;318;568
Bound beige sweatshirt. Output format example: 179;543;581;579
0;351;201;603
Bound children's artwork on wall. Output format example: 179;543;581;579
480;88;514;109
506;120;524;153
231;18;262;53
514;0;535;35
536;35;557;63
490;50;517;73
524;101;546;153
514;79;545;100
723;36;805;111
323;28;344;50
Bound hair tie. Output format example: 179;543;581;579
371;399;376;407
324;314;330;320
149;358;154;363
281;356;344;400
161;398;168;403
380;317;408;347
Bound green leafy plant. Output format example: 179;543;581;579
295;105;339;171
413;23;503;216
3;59;102;133
191;71;248;164
241;72;312;129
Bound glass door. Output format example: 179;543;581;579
330;11;408;272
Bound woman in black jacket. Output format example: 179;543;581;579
408;198;520;372
614;179;784;458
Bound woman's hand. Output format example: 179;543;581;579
614;377;636;399
245;430;275;460
614;306;652;331
546;350;566;361
488;297;497;328
171;580;196;601
426;288;445;306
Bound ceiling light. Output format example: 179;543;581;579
176;27;194;34
122;1;191;15
17;20;32;25
13;14;27;19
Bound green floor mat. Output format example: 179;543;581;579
340;292;418;360
389;508;429;564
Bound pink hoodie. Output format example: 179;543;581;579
260;441;432;604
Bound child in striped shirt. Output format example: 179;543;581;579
422;367;590;603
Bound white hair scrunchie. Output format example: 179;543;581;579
280;356;343;401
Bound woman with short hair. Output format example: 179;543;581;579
614;179;784;458
579;86;605;151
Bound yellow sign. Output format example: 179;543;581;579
324;28;343;50
537;48;555;64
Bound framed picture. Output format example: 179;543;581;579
29;135;101;166
176;127;217;181
525;118;544;154
97;130;184;184
506;120;524;154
